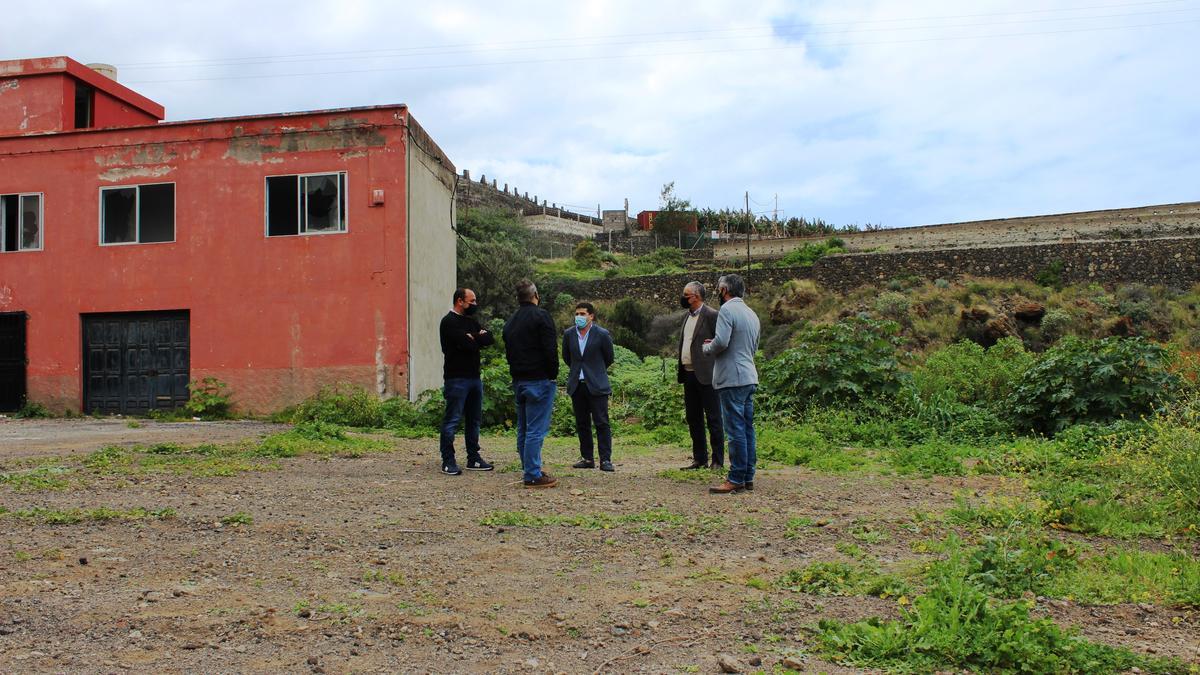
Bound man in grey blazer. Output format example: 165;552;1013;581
563;302;616;471
702;274;761;494
677;281;724;470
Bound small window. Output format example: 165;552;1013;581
75;83;94;129
0;193;42;252
100;183;175;245
266;172;347;236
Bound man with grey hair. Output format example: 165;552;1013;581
677;280;723;470
702;273;760;494
502;279;560;488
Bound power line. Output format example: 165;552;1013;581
126;17;1200;85
115;0;1192;70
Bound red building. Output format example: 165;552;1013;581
0;57;456;414
635;210;699;233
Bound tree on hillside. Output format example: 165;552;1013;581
456;208;535;318
653;182;695;237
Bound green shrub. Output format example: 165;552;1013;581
290;385;384;428
910;338;1032;411
14;401;52;418
872;291;911;322
888;441;966;477
572;240;604;269
609;355;680;429
1009;336;1180;434
962;529;1078;598
760;318;904;414
778;237;846;267
183;377;234;419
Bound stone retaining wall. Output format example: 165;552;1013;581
558;238;1200;306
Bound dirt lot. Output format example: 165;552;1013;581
1;419;1196;674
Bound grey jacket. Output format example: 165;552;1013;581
701;297;760;389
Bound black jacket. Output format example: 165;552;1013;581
440;311;494;379
502;302;559;381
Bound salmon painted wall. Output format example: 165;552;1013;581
0;107;414;413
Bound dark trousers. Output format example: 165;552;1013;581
683;370;724;465
440;377;483;465
570;386;612;463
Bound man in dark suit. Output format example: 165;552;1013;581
562;302;616;471
677;281;724;470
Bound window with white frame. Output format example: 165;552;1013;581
266;172;347;237
100;183;175;245
1;193;42;252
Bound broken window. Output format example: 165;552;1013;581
266;172;347;236
100;183;175;245
0;193;42;252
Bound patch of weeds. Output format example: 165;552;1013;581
815;537;1184;674
745;576;770;590
126;420;143;429
888;441;966;477
835;542;868;560
958;528;1078;599
757;427;871;472
778;562;861;596
1046;547;1200;608
849;521;890;544
12;550;31;562
497;460;522;474
1035;478;1171;539
946;492;1050;529
255;423;391;458
687;567;732;584
784;516;814;539
14;401;52;418
221;512;253;526
0;465;72;491
84;445;136;473
630;598;651;608
3;506;175;525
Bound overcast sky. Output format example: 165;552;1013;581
7;0;1199;227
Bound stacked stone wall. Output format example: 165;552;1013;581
558;238;1200;306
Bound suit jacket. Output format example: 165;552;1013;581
562;324;614;396
702;297;760;389
677;304;719;385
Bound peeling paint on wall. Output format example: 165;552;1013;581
374;310;389;397
0;79;18;94
223;122;386;165
95;144;180;167
98;165;174;181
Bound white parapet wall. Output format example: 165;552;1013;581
523;213;603;239
713;202;1200;260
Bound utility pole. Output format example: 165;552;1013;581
745;191;751;275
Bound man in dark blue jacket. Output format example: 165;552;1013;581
502;280;560;488
562;302;616;471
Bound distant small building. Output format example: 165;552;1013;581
0;56;456;414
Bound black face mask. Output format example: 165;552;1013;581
465;304;479;316
679;296;691;309
718;293;727;306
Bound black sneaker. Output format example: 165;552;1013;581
441;463;463;476
572;459;596;469
466;457;494;471
600;461;615;472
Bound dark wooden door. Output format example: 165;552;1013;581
0;312;26;411
83;311;189;414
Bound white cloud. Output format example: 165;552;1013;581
6;0;1198;227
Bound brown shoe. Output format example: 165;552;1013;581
708;480;745;494
524;473;558;489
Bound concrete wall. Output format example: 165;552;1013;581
561;238;1200;306
0;106;419;413
405;114;458;400
523;213;601;239
714;202;1200;260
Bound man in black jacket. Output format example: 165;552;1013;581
502;280;560;488
439;288;496;475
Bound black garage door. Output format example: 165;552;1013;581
0;312;26;412
83;311;190;415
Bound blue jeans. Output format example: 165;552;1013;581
440;377;484;465
719;384;757;485
514;379;556;482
